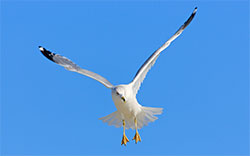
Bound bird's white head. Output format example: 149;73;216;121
112;86;126;102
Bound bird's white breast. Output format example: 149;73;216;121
111;85;142;119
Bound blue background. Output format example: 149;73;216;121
1;1;249;155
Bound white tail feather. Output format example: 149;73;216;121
99;111;123;128
99;106;163;129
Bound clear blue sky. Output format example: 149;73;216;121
1;1;249;155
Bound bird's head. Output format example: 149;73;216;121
113;86;126;102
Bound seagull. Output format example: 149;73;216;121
39;7;197;146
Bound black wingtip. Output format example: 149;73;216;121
193;7;198;14
39;46;56;62
182;7;198;29
38;46;45;52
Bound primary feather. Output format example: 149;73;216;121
130;7;197;95
39;46;114;88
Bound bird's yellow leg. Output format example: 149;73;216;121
121;120;129;146
132;118;141;144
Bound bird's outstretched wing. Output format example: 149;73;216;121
130;7;197;95
39;46;114;88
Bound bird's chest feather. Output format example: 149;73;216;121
111;93;141;117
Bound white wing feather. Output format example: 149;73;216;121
130;7;197;94
39;46;114;88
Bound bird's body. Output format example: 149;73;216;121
112;85;140;120
104;84;162;130
38;7;197;145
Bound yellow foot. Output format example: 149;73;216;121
121;134;129;146
132;131;141;144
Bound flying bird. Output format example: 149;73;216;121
39;7;197;146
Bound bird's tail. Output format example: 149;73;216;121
99;106;163;129
134;106;163;129
99;111;123;128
